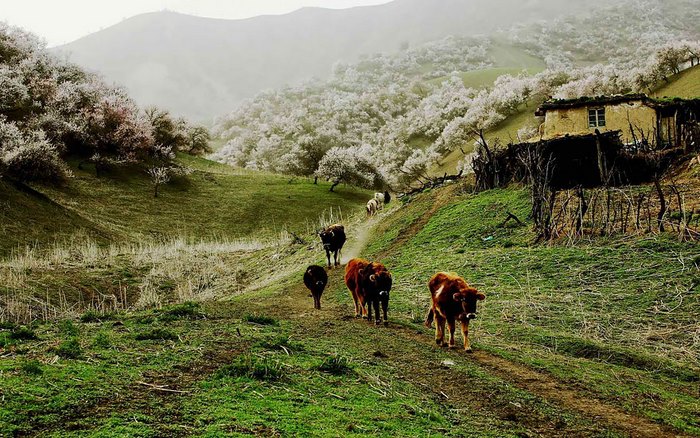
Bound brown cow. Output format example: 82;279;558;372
425;272;485;352
345;258;392;326
303;265;328;310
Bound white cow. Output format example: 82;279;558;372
374;192;385;210
366;199;379;217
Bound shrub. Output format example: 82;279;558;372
135;328;178;341
55;338;82;359
216;354;284;381
317;355;353;375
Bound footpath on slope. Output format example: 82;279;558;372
270;185;686;438
31;186;689;437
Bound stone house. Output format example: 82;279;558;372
535;94;698;147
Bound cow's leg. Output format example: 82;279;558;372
424;308;434;328
373;299;381;325
352;293;361;318
435;314;445;346
447;317;457;349
461;320;472;352
334;250;340;267
326;250;332;268
381;300;388;327
314;292;321;310
366;298;373;323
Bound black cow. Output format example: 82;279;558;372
303;265;328;310
319;224;346;268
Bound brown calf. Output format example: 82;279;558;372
303;265;328;310
425;272;485;352
345;258;392;326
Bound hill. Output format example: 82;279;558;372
53;0;606;121
654;64;700;98
1;180;698;436
0;155;370;256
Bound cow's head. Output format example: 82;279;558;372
363;263;392;302
452;286;485;321
319;228;335;250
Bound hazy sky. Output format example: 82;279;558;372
1;0;393;47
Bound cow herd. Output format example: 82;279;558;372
304;224;486;352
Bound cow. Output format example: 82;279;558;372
303;265;328;310
319;224;346;268
345;258;392;326
425;272;485;352
373;191;392;210
366;199;378;217
374;193;385;210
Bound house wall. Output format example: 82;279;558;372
543;100;658;143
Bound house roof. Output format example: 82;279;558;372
535;94;649;116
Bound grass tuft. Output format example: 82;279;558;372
135;328;179;342
80;310;114;323
317;355;353;375
54;338;82;359
20;360;43;375
9;326;38;341
215;354;285;381
159;302;206;322
243;314;278;326
93;331;111;349
59;320;79;337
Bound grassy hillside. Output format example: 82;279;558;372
654;64;700;98
2;181;697;436
428;41;546;89
0;155;370;256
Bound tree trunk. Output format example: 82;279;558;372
313;176;318;185
329;180;340;192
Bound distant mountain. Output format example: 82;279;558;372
53;0;605;121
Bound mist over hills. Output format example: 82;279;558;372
54;0;606;121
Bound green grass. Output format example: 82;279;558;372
654;64;700;98
428;67;544;89
0;154;371;256
489;38;547;70
363;185;700;434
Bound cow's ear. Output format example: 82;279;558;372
476;292;486;301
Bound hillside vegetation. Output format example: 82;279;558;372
0;155;370;256
654;64;700;98
1;180;698;436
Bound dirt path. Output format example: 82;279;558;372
249;189;689;438
264;267;689;438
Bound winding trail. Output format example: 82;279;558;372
255;185;688;438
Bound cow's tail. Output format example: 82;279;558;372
424;308;434;328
